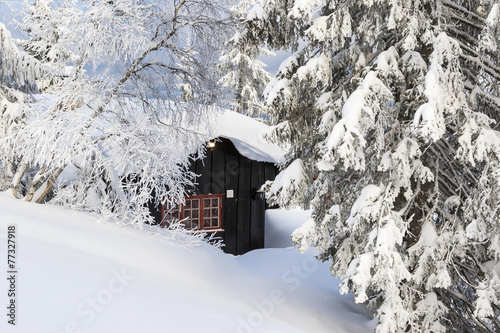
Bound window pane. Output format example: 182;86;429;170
212;218;219;227
166;214;174;220
192;199;199;208
163;202;180;221
184;220;192;229
192;220;199;229
204;219;210;228
185;200;191;209
166;207;179;221
185;210;191;218
192;210;199;219
212;208;218;217
164;202;179;211
204;198;210;207
204;208;210;218
212;198;218;206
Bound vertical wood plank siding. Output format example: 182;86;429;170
249;160;265;251
236;154;252;254
165;137;278;255
224;141;239;254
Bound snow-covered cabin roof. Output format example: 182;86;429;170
33;94;286;164
211;110;285;163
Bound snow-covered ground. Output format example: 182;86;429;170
0;192;375;333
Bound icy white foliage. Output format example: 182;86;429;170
457;111;500;165
487;4;499;25
305;7;351;45
288;0;321;22
291;216;316;252
412;33;465;142
0;23;43;90
0;21;44;188
3;95;212;225
278;55;299;77
0;0;233;229
0;92;25;139
218;0;272;118
319;71;392;171
480;4;500;53
247;3;266;21
244;0;500;332
264;77;293;107
262;158;308;207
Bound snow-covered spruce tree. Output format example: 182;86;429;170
1;0;232;225
0;22;43;191
15;0;74;92
256;0;500;332
218;0;273;118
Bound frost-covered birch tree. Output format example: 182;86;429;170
0;0;232;225
254;0;500;331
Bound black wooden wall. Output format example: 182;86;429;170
189;138;278;255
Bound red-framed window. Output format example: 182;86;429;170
161;194;223;232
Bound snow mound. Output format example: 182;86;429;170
0;192;375;333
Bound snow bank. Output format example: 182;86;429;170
0;192;375;333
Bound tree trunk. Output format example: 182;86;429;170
10;160;28;198
24;166;48;202
34;167;64;204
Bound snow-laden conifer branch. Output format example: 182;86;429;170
218;0;273;119
248;0;500;331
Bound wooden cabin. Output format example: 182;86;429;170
151;111;285;255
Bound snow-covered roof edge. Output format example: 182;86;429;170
212;110;286;164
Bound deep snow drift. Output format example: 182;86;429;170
0;192;375;332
